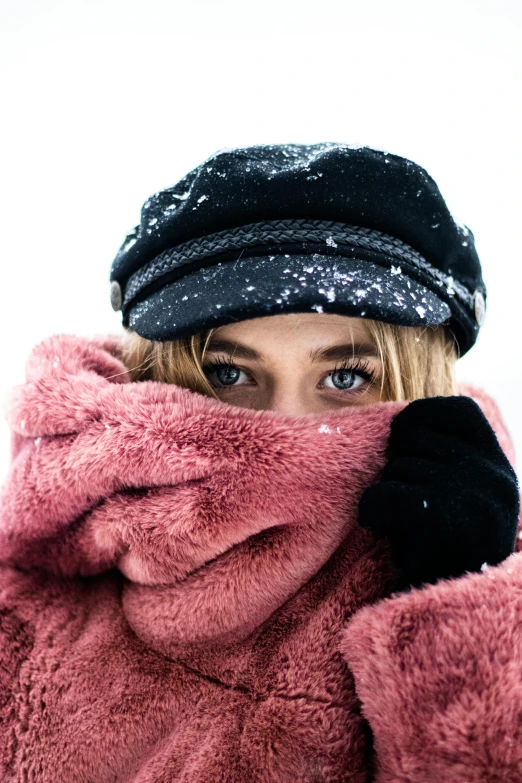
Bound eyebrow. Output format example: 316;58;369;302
309;342;379;362
205;339;379;362
205;339;260;360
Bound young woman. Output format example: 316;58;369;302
1;143;521;782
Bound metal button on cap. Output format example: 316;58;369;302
473;290;486;326
110;280;123;311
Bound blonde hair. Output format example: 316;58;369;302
120;319;457;402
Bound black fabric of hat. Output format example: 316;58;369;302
109;143;487;356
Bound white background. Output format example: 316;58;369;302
1;0;521;480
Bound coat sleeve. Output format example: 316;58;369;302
339;549;522;783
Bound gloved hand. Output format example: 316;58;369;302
358;396;520;590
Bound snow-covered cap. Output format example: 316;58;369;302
109;143;486;356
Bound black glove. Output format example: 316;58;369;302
358;396;520;590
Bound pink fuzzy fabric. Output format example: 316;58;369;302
0;333;521;782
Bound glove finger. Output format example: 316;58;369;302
358;481;432;537
388;397;504;462
380;454;451;485
390;395;499;448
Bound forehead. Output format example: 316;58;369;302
213;313;373;344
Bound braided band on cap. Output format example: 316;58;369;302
119;219;473;314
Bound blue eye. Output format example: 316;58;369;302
203;358;250;388
325;368;365;391
214;365;241;386
322;358;375;393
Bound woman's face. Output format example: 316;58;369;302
203;313;383;415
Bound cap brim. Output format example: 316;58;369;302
126;253;452;342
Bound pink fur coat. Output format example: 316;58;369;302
1;333;521;783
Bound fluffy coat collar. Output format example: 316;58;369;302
0;332;516;782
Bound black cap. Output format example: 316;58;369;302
109;143;486;356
